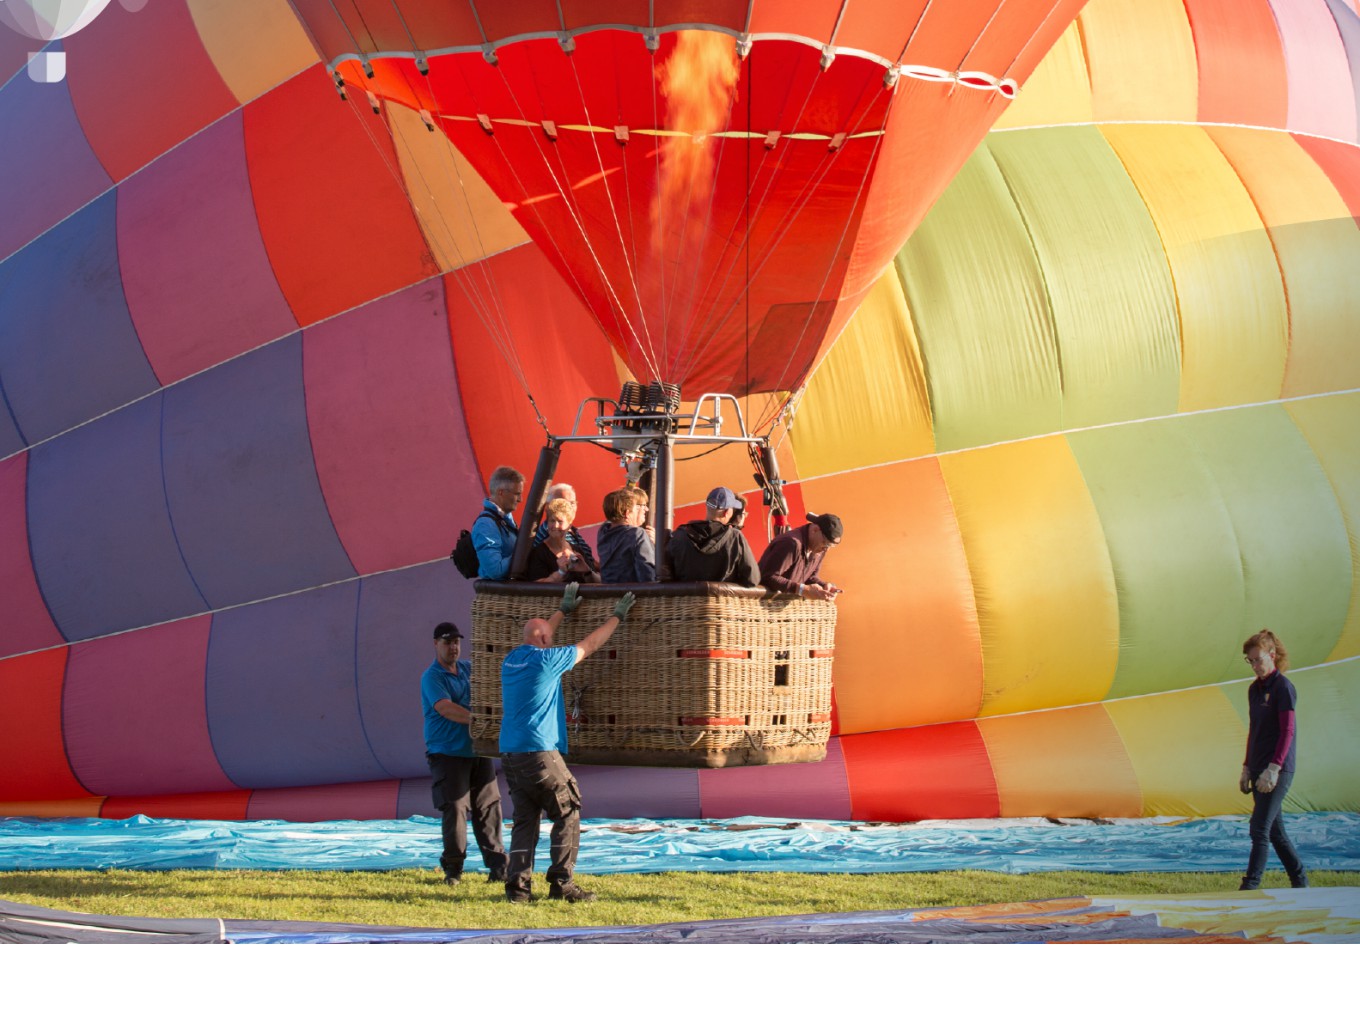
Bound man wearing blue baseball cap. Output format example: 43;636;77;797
666;485;760;586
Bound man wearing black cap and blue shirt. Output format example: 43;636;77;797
422;621;508;886
666;485;761;586
757;511;845;600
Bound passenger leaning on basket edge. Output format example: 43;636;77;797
758;511;845;600
472;465;524;580
499;582;637;903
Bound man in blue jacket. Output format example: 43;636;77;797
421;622;508;885
499;583;636;903
472;465;524;579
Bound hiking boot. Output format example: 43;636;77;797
488;869;507;883
548;881;596;903
443;873;462;886
506;887;534;904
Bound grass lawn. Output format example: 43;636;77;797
2;868;1350;931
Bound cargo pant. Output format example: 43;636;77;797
501;750;582;895
428;753;508;880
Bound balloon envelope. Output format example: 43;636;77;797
0;0;1357;823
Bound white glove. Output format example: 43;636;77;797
1239;766;1252;795
1255;763;1281;794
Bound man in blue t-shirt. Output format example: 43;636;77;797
500;582;636;903
422;621;508;885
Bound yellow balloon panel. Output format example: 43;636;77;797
186;0;319;105
1079;0;1198;124
790;266;933;479
978;704;1142;817
992;20;1093;130
1102;124;1288;412
802;463;983;733
387;104;529;273
1288;394;1360;662
1107;686;1247;817
938;436;1118;717
1208;126;1360;400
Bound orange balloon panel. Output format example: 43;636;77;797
802;460;983;734
978;704;1143;818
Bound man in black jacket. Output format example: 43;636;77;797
666;486;760;586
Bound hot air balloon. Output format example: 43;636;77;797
1;0;1357;822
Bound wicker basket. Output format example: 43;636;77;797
469;581;835;768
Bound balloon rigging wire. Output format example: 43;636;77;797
455;52;636;371
667;39;749;383
478;43;663;384
752;79;900;437
1001;0;1071;81
560;45;665;381
333;61;549;432
667;51;832;388
383;0;422;59
673;60;883;405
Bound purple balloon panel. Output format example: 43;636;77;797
246;780;402;823
0;387;22;458
117;111;297;386
0;69;111;262
206;581;382;789
573;765;702;819
697;739;853;820
1323;0;1360;140
397;776;438;819
26;394;209;641
64;615;236;796
0;192;157;444
303;279;485;575
0;453;62;657
356;560;472;778
161;335;355;609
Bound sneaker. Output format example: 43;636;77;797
1291;875;1309;889
443;874;462;886
548;881;596;903
506;887;534;904
487;869;507;884
1238;880;1258;891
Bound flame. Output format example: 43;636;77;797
651;31;740;258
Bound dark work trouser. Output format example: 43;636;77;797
428;753;508;879
1242;768;1306;888
501;750;582;893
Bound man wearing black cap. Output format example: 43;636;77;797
757;512;844;600
666;485;761;586
421;622;508;886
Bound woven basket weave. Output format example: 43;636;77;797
469;581;835;768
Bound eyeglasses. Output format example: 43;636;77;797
1244;655;1270;665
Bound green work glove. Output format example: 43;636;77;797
612;592;636;622
559;581;582;615
1255;762;1281;794
1238;766;1252;795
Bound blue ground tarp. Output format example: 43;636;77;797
2;812;1359;873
